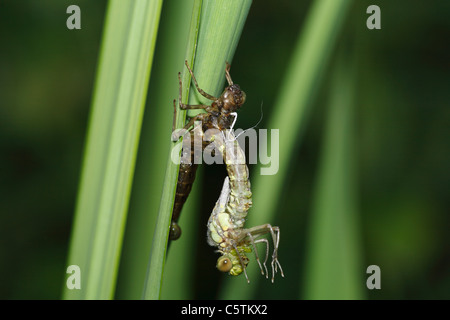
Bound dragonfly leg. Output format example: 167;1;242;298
180;103;209;110
184;60;217;101
246;233;266;277
254;238;270;279
173;75;206;138
225;61;234;86
232;243;250;284
172;114;206;142
242;224;284;282
172;99;177;132
177;71;210;110
268;226;284;282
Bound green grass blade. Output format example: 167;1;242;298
115;0;197;300
161;172;202;300
303;49;363;299
142;0;203;300
186;0;253;108
63;0;162;300
142;0;252;300
220;0;352;300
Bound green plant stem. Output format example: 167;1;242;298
303;48;363;300
142;0;252;300
142;0;202;300
63;0;162;300
115;0;197;300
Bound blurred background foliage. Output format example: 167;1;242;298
1;0;450;299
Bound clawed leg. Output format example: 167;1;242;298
241;224;285;282
172;98;189;141
268;226;284;282
232;243;250;284
253;237;270;278
172;72;206;141
225;61;234;86
172;99;178;132
247;233;269;278
177;71;209;111
184;60;217;101
172;72;210;142
171;114;207;142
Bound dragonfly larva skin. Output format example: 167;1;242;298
170;129;206;240
170;60;246;241
206;129;284;283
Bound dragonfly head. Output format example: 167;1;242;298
216;246;251;277
221;84;246;113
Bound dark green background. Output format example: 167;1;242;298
1;0;449;299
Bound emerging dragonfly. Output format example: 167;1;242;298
206;128;284;283
170;60;246;240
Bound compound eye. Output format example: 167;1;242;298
217;256;233;272
235;91;246;106
240;91;246;104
